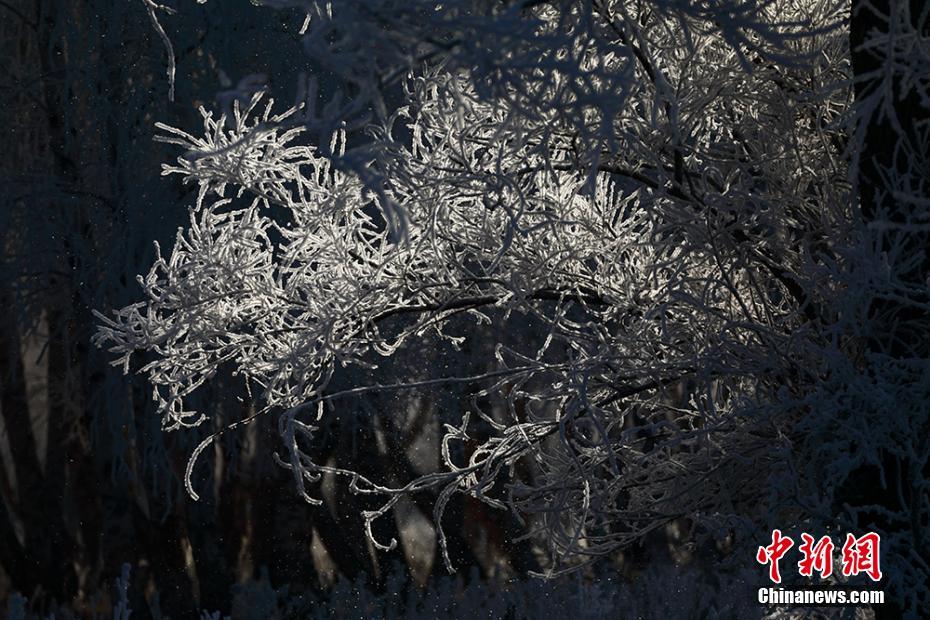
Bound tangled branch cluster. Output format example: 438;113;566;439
96;0;928;605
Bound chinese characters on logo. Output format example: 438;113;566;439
757;531;882;583
840;532;882;581
756;529;793;583
798;533;833;579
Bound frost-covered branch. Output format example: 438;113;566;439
98;0;930;611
